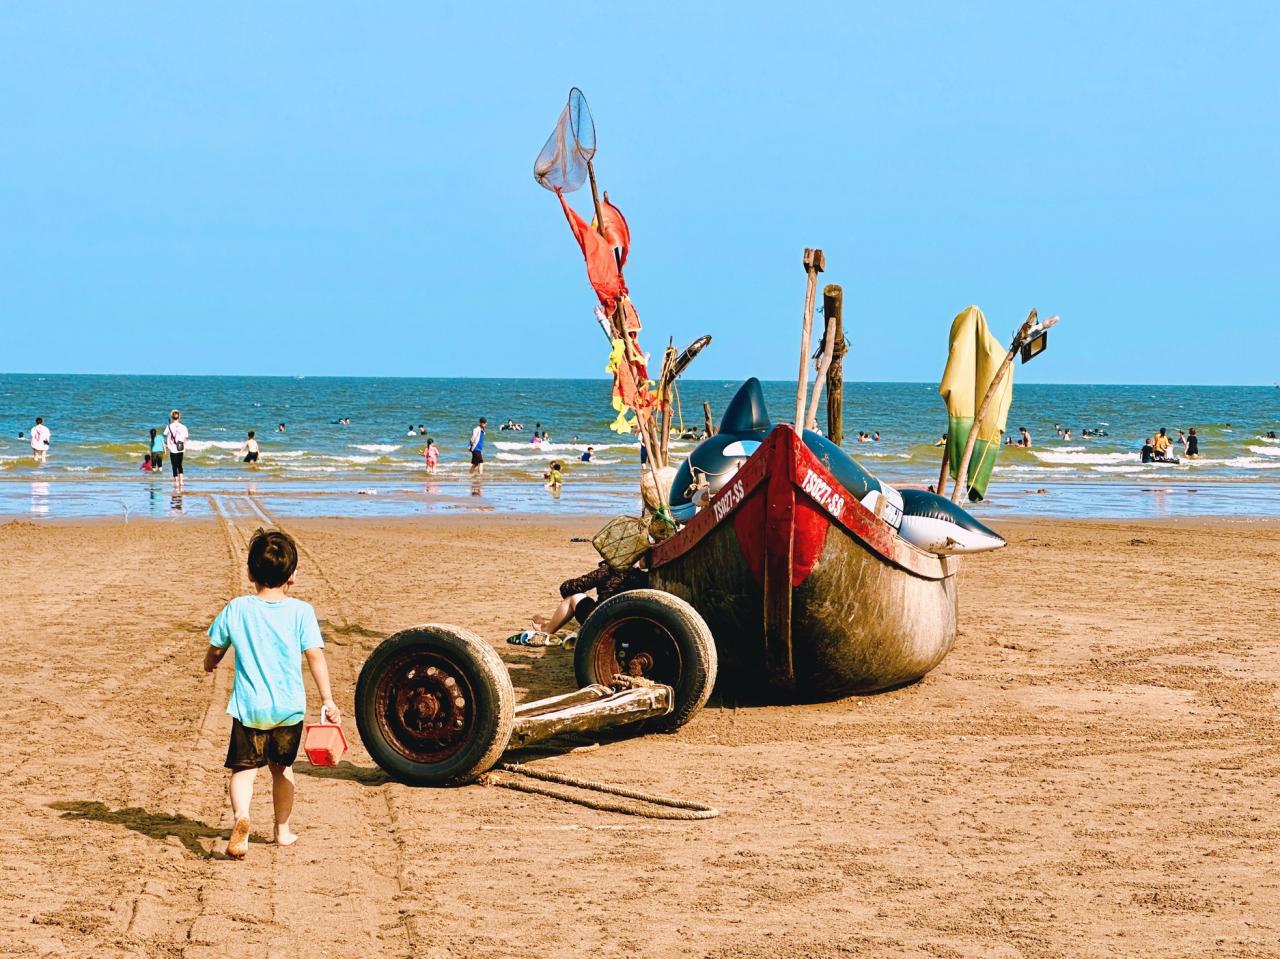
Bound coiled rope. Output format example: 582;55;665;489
488;761;720;820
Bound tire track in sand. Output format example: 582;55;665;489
176;496;415;958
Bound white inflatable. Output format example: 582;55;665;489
895;488;1006;554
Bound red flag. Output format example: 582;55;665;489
596;193;630;268
558;191;626;310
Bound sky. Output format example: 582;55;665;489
2;2;1277;384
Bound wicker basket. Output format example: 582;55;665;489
592;515;651;571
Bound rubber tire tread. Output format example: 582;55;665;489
573;589;717;732
355;624;514;786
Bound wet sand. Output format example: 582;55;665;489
0;507;1276;958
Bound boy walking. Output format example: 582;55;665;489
468;416;487;476
204;529;340;860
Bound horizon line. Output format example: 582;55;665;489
2;371;1278;390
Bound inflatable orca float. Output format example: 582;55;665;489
669;379;1005;555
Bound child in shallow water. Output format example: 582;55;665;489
204;529;340;860
544;460;564;489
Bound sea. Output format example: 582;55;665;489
2;374;1278;521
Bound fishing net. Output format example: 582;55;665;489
592;514;650;571
534;87;596;193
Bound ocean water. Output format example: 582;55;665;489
2;374;1278;519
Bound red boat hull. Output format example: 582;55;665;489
650;425;958;699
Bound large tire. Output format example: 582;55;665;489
573;589;717;732
356;624;514;786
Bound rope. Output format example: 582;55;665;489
487;762;720;821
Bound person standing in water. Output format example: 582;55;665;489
1185;428;1199;459
150;427;165;471
468;417;487;476
422;438;439;474
240;431;260;464
29;417;51;463
165;409;189;490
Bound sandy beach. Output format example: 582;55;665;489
1;507;1277;959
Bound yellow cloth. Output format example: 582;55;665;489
939;306;1013;498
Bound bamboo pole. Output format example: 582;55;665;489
703;401;715;437
823;285;845;445
935;437;950;496
805;314;838;432
951;309;1040;503
586;160;664;479
793;248;825;428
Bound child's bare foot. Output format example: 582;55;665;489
227;817;251;859
274;825;298;847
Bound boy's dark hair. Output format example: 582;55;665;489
248;430;255;438
247;529;298;587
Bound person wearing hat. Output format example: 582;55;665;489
164;409;190;490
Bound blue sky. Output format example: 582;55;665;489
2;2;1276;384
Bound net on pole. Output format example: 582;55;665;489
534;87;596;193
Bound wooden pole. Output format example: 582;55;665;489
793;248;825;428
586;159;664;474
805;314;838;432
703;401;715;437
951;308;1039;503
823;285;845;445
935;437;950;496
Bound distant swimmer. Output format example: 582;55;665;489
1016;427;1032;448
1186;427;1199;458
873;431;881;442
239;430;260;464
29;416;50;463
857;432;871;443
406;424;417;437
1062;429;1071;441
417;424;426;435
935;434;947;447
531;431;542;444
500;420;517;431
1267;431;1277;439
277;422;286;433
580;446;594;462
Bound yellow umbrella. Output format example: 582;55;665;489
939;306;1013;500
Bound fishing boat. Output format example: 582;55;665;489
648;422;958;699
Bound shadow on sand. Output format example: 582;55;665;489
48;800;266;858
294;760;389;786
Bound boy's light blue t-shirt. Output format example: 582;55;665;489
208;595;323;729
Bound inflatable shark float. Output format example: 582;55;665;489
669;379;1005;555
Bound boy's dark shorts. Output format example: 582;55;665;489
225;719;303;770
470;450;484;465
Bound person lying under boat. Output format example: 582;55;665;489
509;557;649;645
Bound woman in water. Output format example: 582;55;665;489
1185;428;1199;459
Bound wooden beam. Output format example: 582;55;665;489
793;248;825;428
823;284;845;445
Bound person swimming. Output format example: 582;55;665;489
580;446;594;462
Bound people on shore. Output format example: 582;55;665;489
421;438;438;474
165;409;189;490
240;430;260;464
29;417;50;463
204;528;339;860
150;427;165;471
468;417;487;476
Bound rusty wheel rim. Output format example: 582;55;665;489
373;650;478;764
590;615;683;687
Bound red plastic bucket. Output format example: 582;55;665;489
303;722;348;767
